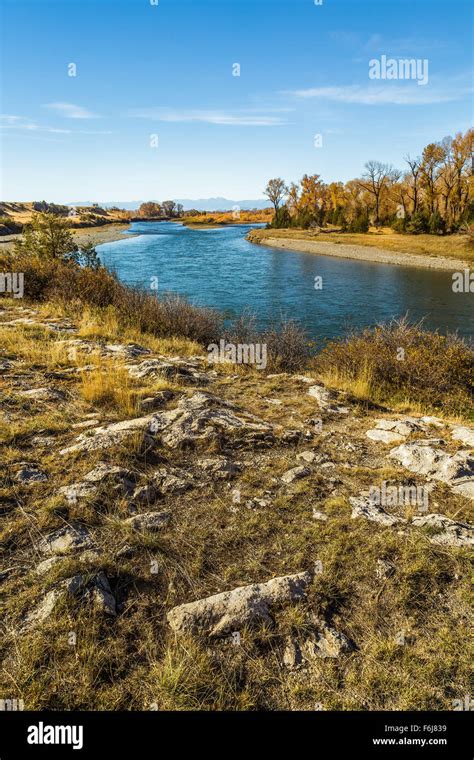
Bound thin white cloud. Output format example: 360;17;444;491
282;84;471;105
128;108;287;126
44;102;99;119
0;115;112;136
0;115;71;133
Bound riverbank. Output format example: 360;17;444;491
179;209;272;229
0;223;136;250
247;228;472;271
72;223;136;246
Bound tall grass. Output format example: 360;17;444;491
315;317;473;417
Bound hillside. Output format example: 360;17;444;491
0;291;472;710
0;202;131;236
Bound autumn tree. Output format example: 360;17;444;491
264;178;287;217
138;201;162;218
161;200;177;218
420;143;445;215
404;155;422;214
359;161;400;225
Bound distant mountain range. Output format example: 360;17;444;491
65;198;270;212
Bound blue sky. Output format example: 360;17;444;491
1;0;472;202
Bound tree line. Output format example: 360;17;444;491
138;201;184;218
264;129;473;234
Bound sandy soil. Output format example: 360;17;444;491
252;235;469;271
0;224;137;250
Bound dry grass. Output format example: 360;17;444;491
78;361;139;417
249;227;473;262
314;318;474;419
0;284;472;712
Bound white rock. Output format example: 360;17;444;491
125;511;171;531
366;429;405;445
349;495;404;526
411;513;473;547
167;570;313;636
38;525;95;556
296;451;318;464
451;426;474;448
281;465;311;484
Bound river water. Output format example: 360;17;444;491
97;221;473;342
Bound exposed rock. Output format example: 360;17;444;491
23;588;64;628
104;343;150;359
195;456;240;480
86;571;117;615
71;419;98;430
167;570;313;636
307;385;349;414
23;571;116;629
37;525;95;556
125;511;171;531
312;509;328;521
128;358;208;385
283;637;303;668
35;549;100;576
389;440;474;499
150;393;275;450
281;465;311;484
294;375;317;385
411;513;473;547
130;484;158;505
366;429;405;445
139;391;174;411
15;464;48;483
349;494;405;526
60;413;159;455
246;497;271;510
60;464;137;504
0;359;12;373
376;558;395;579
30;435;56;447
451;426;474;448
296;450;318;464
34;556;63;576
151;466;194;494
302;624;354;659
61;392;274;454
280;429;311;445
375;417;428;436
420;416;444;428
19;387;66;402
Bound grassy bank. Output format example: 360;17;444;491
180;209;272;228
247;227;473;267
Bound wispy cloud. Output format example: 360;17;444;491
0;115;71;133
128;108;287;126
44;102;99;119
282;83;472;105
1;114;111;136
